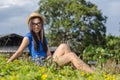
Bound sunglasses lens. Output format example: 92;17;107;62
32;22;41;27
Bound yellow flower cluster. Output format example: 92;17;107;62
104;74;116;80
41;74;47;80
81;71;85;76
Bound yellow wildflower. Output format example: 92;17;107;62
41;74;47;80
81;71;85;76
41;66;46;72
1;78;6;80
88;76;92;80
10;75;15;80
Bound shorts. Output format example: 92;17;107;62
33;56;46;66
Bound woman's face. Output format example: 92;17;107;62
31;18;42;34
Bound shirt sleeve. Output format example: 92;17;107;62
25;32;32;45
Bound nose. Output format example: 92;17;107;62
34;24;40;28
35;25;38;27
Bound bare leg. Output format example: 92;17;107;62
67;52;94;73
52;43;94;73
52;43;71;59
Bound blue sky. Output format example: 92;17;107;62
0;0;120;36
87;0;120;36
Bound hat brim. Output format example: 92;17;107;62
27;12;44;25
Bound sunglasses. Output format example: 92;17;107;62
31;22;42;27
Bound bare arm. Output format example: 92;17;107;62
7;37;29;63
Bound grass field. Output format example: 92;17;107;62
0;54;120;80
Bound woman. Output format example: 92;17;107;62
7;12;94;73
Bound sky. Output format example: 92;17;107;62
0;0;120;36
0;0;39;36
87;0;120;36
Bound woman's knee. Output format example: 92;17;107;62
69;52;78;59
59;43;68;50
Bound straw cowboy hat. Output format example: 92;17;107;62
27;12;45;25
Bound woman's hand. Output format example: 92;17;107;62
7;58;12;63
7;37;29;63
46;55;52;60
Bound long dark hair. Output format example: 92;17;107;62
29;17;48;53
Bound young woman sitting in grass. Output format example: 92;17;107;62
7;12;94;73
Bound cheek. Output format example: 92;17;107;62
37;27;42;30
33;26;41;31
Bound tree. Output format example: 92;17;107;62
38;0;107;55
106;35;120;64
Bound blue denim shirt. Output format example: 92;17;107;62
25;32;48;60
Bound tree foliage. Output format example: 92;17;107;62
106;35;120;63
38;0;107;55
83;35;120;69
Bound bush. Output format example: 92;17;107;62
83;45;112;66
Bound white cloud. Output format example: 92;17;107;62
0;0;14;5
0;0;15;8
0;0;119;36
0;0;39;9
0;0;39;35
11;0;36;7
0;5;10;9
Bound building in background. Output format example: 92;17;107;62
0;33;28;53
0;33;56;54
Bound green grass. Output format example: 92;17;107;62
0;54;120;80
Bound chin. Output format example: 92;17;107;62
34;31;39;33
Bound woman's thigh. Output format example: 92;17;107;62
53;53;71;66
53;43;71;59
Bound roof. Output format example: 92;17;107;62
0;33;23;40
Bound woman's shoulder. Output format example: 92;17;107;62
25;32;32;38
26;32;32;37
25;32;32;41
